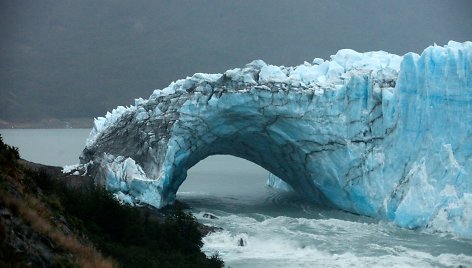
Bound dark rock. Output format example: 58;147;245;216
18;159;94;190
0;209;12;219
36;240;54;263
40;235;55;250
0;221;5;241
198;224;223;237
203;213;218;219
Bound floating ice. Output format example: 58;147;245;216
80;41;472;237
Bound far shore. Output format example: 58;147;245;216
0;117;93;129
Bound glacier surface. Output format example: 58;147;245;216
80;41;472;237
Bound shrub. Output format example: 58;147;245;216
30;170;223;268
52;256;79;268
0;134;19;172
209;253;225;268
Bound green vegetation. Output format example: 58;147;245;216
0;135;19;167
0;134;224;267
39;175;223;267
32;172;223;267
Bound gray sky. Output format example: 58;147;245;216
0;0;471;124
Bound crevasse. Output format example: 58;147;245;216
79;41;472;237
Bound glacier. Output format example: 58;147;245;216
79;41;472;237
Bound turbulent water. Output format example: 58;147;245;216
2;129;472;267
181;157;472;268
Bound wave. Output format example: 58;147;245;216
195;211;472;267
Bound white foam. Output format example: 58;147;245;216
62;163;80;173
199;213;472;267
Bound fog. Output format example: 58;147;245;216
1;0;471;125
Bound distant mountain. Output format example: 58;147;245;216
0;0;470;126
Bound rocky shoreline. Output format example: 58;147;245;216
1;142;224;268
20;159;220;236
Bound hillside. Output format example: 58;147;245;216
0;134;223;267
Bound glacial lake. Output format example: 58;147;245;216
1;129;471;267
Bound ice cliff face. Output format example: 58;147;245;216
80;41;472;237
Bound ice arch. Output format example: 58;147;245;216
82;83;350;207
80;42;472;237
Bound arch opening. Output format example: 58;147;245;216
178;155;270;202
162;128;331;207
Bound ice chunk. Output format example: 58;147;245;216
259;65;288;83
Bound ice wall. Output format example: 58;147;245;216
80;41;472;237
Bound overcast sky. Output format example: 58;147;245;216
0;0;471;123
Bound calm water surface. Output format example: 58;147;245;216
1;129;471;267
0;129;91;166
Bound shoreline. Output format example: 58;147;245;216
19;158;220;236
0;118;94;129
